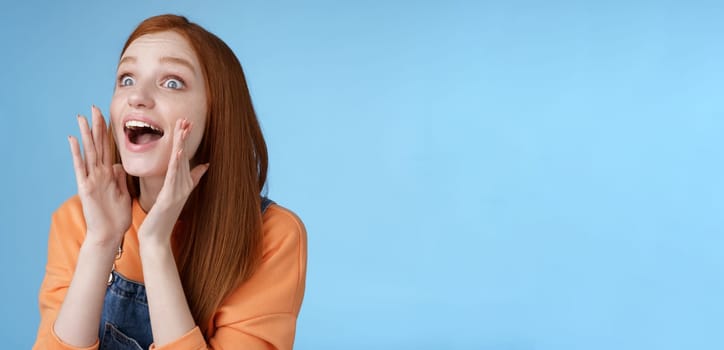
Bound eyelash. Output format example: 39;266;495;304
118;73;134;87
163;76;185;89
116;73;186;90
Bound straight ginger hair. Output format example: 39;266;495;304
108;14;269;338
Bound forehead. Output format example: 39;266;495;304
121;31;199;67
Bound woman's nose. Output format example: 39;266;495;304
127;83;155;109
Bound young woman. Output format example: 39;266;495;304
33;14;307;350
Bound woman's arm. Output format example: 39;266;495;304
141;205;307;350
140;241;198;347
52;239;118;347
32;199;127;350
34;107;132;349
33;198;110;350
136;118;209;347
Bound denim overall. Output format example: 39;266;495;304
98;198;275;350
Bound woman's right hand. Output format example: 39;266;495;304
68;106;131;246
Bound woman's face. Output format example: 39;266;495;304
111;30;207;178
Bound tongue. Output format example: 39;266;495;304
135;133;161;145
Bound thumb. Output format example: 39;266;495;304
190;163;210;189
113;163;130;197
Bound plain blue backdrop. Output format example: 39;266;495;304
1;0;723;349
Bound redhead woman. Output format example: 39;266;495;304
33;14;307;350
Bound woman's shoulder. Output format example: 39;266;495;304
56;194;83;209
46;195;87;247
261;203;307;253
52;195;85;225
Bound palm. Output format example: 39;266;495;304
69;106;132;245
138;119;208;244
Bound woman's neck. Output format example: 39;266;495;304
138;176;165;213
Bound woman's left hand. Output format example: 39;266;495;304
138;118;209;246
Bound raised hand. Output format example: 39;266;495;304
68;106;131;246
138;118;209;245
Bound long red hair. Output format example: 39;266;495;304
109;14;268;337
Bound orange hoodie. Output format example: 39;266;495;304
33;196;307;350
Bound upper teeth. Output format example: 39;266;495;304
125;120;161;132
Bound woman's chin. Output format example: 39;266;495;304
121;162;166;179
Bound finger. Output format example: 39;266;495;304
91;106;103;165
77;115;97;171
68;136;86;185
189;163;210;188
179;120;193;174
113;164;129;197
182;120;192;141
104;123;114;166
95;106;112;166
164;119;185;184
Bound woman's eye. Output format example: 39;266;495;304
119;75;134;86
163;78;184;89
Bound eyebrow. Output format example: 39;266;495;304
118;56;136;67
160;56;196;74
117;56;197;75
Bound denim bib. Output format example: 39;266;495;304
98;197;275;350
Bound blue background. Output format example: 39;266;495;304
1;0;723;349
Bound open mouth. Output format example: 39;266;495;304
124;120;164;145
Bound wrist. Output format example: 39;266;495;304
138;231;172;251
137;214;178;250
79;239;119;266
139;238;173;262
82;232;122;252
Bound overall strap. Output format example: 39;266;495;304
261;197;275;214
